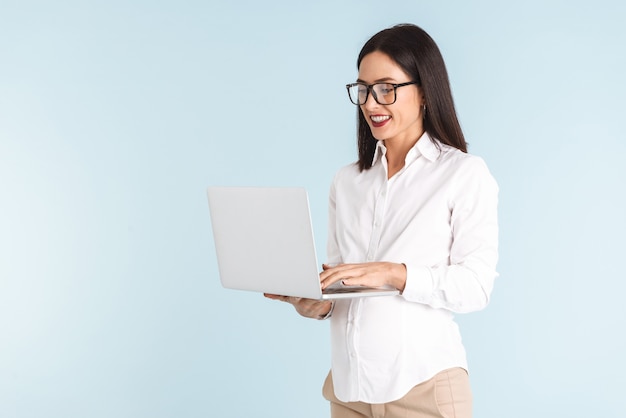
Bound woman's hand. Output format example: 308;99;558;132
264;294;333;319
319;262;407;292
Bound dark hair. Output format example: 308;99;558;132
356;24;467;171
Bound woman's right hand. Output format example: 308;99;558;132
264;294;333;320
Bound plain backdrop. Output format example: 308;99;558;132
1;0;625;417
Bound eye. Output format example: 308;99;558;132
379;85;394;95
373;84;394;97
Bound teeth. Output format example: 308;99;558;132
371;115;390;123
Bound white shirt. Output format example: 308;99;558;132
327;133;499;403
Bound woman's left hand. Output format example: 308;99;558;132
264;294;333;319
319;262;407;292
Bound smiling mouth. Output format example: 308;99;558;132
370;115;391;127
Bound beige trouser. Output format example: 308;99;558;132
322;368;472;418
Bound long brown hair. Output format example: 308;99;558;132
356;24;467;171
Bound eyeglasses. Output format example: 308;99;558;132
345;81;418;105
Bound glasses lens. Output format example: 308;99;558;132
372;83;395;105
348;84;368;105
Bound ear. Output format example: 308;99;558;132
417;88;427;116
416;86;426;106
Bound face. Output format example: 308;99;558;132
357;51;424;145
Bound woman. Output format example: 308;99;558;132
266;23;498;418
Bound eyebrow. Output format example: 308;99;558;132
356;77;397;83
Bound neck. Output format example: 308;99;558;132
383;130;424;178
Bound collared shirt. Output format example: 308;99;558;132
326;133;499;403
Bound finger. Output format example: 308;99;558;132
320;263;351;279
320;263;341;278
264;293;293;303
321;269;356;289
340;278;368;287
320;263;375;288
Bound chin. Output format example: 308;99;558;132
369;128;389;141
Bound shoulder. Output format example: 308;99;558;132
436;146;499;202
425;141;499;201
438;144;494;179
332;161;361;184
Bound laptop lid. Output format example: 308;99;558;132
207;187;399;300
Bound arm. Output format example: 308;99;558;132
402;158;499;313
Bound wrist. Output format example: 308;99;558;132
392;263;407;292
317;301;335;320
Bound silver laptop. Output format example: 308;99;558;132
206;187;399;300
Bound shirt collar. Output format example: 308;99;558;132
415;132;442;162
371;132;441;167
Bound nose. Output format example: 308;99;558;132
362;89;379;110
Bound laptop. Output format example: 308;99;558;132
206;187;399;300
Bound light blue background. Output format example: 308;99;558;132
1;1;625;417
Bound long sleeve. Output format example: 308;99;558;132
326;172;344;267
401;157;499;313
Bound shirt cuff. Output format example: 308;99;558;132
318;301;335;320
401;264;435;303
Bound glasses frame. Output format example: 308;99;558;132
345;81;419;105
